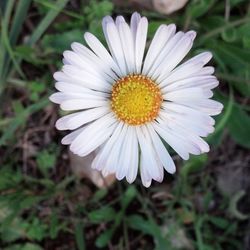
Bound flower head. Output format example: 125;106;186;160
50;12;223;187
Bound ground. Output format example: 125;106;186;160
0;0;250;249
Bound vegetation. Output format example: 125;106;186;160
0;0;250;249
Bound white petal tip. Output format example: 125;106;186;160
167;167;176;175
55;120;67;131
143;181;151;188
215;103;224;115
168;23;176;32
187;31;197;40
126;178;135;184
141;16;148;24
53;72;61;81
131;12;141;19
49;94;59;104
84;32;92;40
61;137;70;145
204;51;213;61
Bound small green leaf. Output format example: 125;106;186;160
228;104;250;148
221;28;237;43
121;185;137;208
88;206;115;223
126;215;167;250
36;148;56;176
4;243;43;250
95;228;114;248
229;190;250;220
75;222;85;250
42;29;83;53
209;217;230;229
187;0;215;19
92;189;108;202
27;0;70;46
180;155;208;179
23;218;47;241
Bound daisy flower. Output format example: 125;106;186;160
50;12;223;187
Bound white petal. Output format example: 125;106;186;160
50;92;106;105
116;126;134;180
84;32;122;76
118;21;136;73
115;15;125;26
140;149;152;188
136;126;163;182
55;82;110;98
70;113;117;157
147;124;176;174
54;71;110;93
130;12;141;40
159;52;213;86
184;51;212;65
195;66;215;76
103;124;129;173
53;71;68;82
147;31;185;77
140;164;152;187
61;127;85;145
105;21;128;75
158;118;202;156
160;108;214;137
153;122;190;160
116;127;138;183
60;99;108;111
102;15;114;39
154;31;197;81
161;76;219;93
134;17;148;73
161;102;215;126
71;42;118;82
56;106;110;130
63;50;98;75
62;65;111;92
158;112;210;153
142;24;176;75
181;99;223;116
163;87;213;102
52;92;107;104
126;127;139;183
63;50;114;85
92;121;123;170
53;89;108;101
49;92;68;104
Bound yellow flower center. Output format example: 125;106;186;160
111;74;162;125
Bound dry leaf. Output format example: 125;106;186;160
113;0;153;9
162;220;194;250
113;0;188;14
69;151;116;188
153;0;189;14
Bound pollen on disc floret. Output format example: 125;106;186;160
111;74;163;125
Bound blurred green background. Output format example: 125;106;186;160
0;0;250;249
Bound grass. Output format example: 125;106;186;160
0;0;250;249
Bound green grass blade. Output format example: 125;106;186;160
0;97;49;145
1;17;25;79
27;0;70;46
9;0;32;46
2;0;14;25
212;88;234;137
1;0;32;83
35;0;84;20
197;16;250;45
75;222;86;250
0;0;15;83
